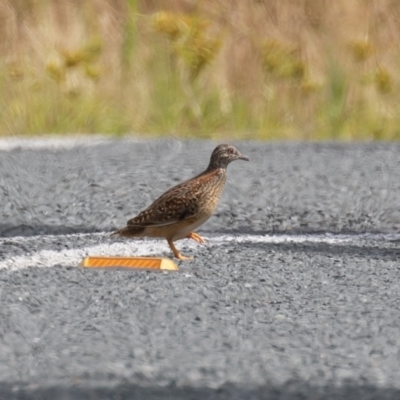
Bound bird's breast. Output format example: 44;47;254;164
197;169;227;216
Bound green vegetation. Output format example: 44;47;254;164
1;0;400;140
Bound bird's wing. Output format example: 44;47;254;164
127;169;220;227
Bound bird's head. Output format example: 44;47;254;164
207;144;249;170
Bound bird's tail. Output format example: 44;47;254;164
110;225;145;238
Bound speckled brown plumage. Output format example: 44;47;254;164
112;144;249;260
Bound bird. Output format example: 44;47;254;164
112;144;249;260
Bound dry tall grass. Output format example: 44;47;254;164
1;0;400;139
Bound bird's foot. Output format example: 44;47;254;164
175;253;194;261
168;239;193;261
186;232;205;244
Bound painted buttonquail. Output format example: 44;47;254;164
112;144;249;260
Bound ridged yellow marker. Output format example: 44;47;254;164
80;256;178;271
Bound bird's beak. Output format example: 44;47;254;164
237;153;249;161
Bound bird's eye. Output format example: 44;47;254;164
228;148;234;154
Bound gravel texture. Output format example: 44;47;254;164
1;138;400;399
2;139;400;237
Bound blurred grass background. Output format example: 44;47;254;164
1;0;400;140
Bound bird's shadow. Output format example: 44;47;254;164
212;229;400;263
1;224;400;263
1;381;399;400
238;240;400;262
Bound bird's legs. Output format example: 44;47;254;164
186;232;205;244
167;239;193;261
167;233;204;260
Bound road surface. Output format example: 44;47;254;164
1;138;400;399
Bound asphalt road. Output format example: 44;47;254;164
1;138;400;399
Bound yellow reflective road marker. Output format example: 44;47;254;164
80;256;178;271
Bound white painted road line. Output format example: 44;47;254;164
0;232;398;271
0;135;141;151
